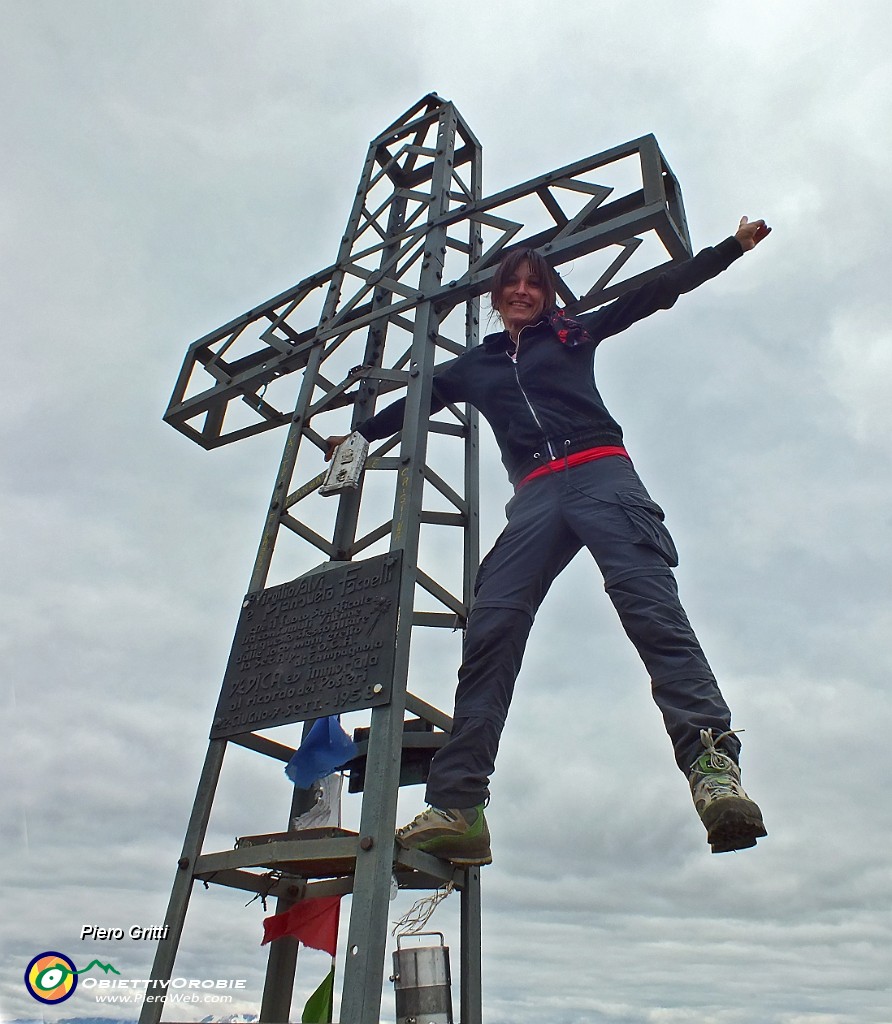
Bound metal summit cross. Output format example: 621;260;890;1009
144;93;692;1024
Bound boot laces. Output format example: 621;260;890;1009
699;727;743;769
396;806;457;838
692;728;745;799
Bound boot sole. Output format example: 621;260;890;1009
447;855;492;866
702;797;767;854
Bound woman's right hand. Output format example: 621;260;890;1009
324;435;350;462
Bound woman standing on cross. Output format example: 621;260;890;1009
327;216;771;863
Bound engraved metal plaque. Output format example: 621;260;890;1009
211;552;401;739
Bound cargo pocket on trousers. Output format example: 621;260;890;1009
616;489;679;567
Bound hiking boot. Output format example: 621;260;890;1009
689;729;767;854
395;804;492;866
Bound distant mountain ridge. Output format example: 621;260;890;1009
9;1016;258;1024
8;1019;135;1024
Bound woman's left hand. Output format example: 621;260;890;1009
735;216;772;251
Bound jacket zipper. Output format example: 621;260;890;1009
508;325;557;461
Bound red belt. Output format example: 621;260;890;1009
516;445;630;489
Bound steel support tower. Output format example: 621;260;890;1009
144;94;692;1024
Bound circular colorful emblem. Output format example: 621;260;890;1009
24;951;78;1004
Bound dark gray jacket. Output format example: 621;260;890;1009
358;236;744;486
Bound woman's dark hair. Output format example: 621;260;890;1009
490;247;558;317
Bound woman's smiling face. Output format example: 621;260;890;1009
497;259;547;337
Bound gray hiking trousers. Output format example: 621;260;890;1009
424;455;740;810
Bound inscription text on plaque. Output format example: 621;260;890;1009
211;552;401;738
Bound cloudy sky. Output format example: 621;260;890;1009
3;3;892;1023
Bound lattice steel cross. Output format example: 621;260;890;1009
165;93;689;453
148;93;692;1024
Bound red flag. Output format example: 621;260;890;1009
261;895;340;955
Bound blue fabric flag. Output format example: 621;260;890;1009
285;716;358;788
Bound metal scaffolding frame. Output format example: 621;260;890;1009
144;93;691;1024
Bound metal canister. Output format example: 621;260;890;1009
390;932;453;1024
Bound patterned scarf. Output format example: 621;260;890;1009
545;308;593;348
